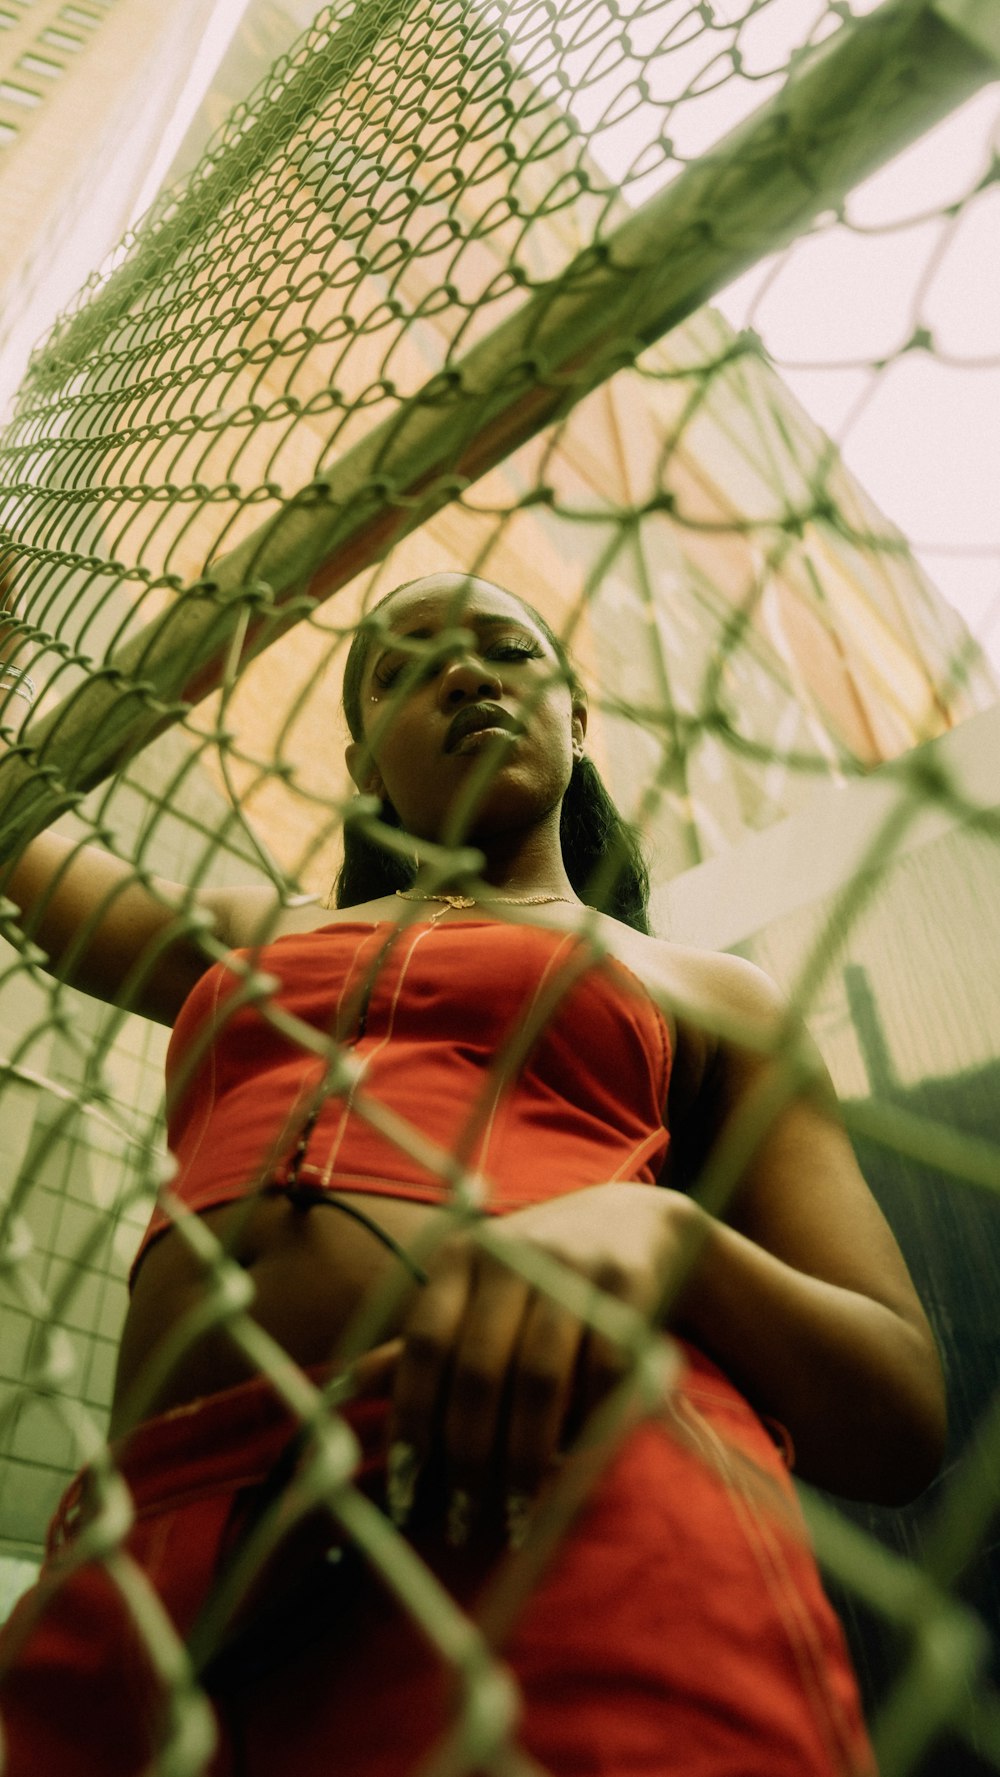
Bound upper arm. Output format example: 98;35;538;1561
2;833;285;1025
0;561;291;1021
670;952;936;1342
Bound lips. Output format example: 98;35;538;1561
444;702;521;753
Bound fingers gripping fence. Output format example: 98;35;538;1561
0;0;997;1772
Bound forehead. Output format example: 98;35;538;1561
375;576;545;641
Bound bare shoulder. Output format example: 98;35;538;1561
593;917;809;1122
199;884;324;950
640;936;781;1015
658;944;792;1051
596;919;787;1047
205;885;401;950
194;885;262;950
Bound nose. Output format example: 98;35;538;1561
437;651;503;707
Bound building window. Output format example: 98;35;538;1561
0;11;18;28
18;53;62;76
60;5;100;25
0;120;17;145
0;80;42;106
38;27;82;50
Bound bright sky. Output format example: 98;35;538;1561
715;89;1000;676
529;0;1000;674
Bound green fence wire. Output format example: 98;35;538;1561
0;1;998;1772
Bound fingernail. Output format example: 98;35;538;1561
505;1490;534;1551
446;1487;473;1549
386;1441;420;1528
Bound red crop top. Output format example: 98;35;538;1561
132;920;672;1281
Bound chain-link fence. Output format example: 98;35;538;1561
0;1;998;1772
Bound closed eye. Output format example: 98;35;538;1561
373;634;543;690
488;637;544;665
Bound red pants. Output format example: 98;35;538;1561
0;1344;874;1777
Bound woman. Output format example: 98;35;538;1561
0;570;945;1777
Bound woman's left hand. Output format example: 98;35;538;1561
385;1181;698;1542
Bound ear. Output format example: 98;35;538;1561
345;740;386;799
571;695;588;760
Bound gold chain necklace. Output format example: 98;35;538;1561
395;888;576;923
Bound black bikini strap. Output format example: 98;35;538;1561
271;1181;430;1286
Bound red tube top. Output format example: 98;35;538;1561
133;921;671;1281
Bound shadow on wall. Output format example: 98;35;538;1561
825;964;1000;1777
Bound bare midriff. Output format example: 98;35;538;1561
108;1193;443;1440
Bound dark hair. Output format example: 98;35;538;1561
336;580;651;933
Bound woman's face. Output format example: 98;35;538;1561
345;574;586;845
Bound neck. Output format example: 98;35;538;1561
438;813;575;902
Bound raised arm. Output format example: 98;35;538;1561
0;831;278;1025
0;563;294;1023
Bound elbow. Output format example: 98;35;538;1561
869;1424;945;1509
861;1346;949;1508
899;1324;949;1502
803;1324;949;1507
824;1406;946;1509
887;1386;948;1507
